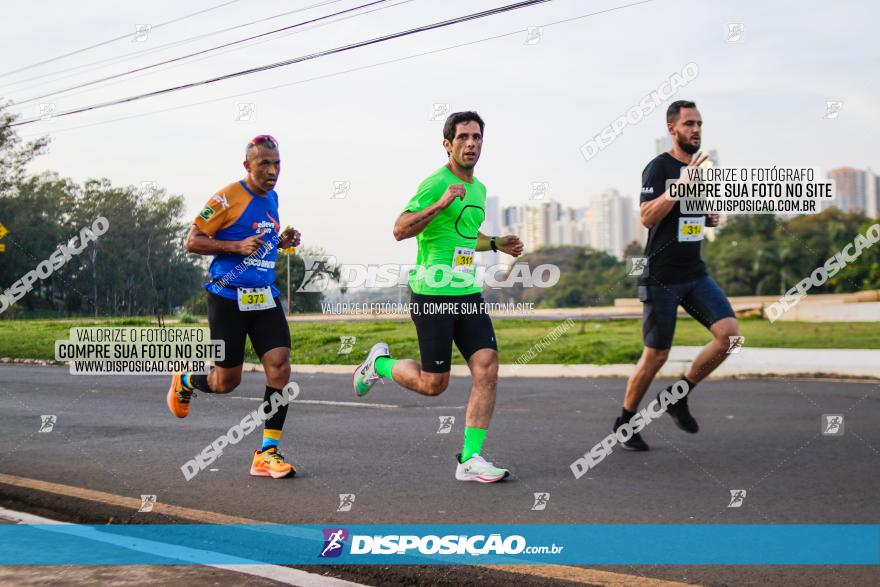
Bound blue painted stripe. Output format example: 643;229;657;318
0;524;876;565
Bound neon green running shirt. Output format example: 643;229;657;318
403;166;486;296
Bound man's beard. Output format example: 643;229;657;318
677;135;700;155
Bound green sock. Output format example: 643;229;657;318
461;427;487;462
375;356;397;379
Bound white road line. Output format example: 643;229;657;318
228;397;401;409
422;405;467;410
0;507;367;587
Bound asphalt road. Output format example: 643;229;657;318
1;365;878;586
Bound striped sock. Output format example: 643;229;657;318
261;429;282;452
260;386;288;452
181;372;213;393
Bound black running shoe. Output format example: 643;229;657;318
663;391;699;433
613;417;649;451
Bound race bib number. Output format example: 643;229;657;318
237;287;274;311
678;217;705;242
452;246;475;273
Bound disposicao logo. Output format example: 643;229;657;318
319;528;348;558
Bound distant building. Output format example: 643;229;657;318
867;169;879;218
501;200;586;255
655;135;673;155
500;191;641;259
523;204;548;252
824;167;880;217
585;189;635;259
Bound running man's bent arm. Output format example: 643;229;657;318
640;195;677;229
186;225;237;255
185;225;264;256
476;232;524;257
187;187;267;256
641;152;708;229
393;203;447;241
476;232;492;252
394;182;466;241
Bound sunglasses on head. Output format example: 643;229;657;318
249;134;278;149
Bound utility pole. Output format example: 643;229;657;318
280;246;296;317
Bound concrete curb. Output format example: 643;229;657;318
667;346;880;380
3;346;879;380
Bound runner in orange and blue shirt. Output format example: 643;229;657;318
166;135;302;479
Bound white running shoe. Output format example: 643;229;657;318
455;453;510;483
353;342;390;397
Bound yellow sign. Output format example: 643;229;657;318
0;223;7;240
0;244;6;252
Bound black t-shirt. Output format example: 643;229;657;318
639;152;707;286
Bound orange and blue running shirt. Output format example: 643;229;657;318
193;180;282;301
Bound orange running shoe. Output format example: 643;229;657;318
166;372;193;418
250;447;296;479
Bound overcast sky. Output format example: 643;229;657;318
2;0;877;265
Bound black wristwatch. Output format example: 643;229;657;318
490;236;498;252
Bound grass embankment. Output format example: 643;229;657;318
1;317;877;365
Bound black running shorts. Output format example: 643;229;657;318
207;291;291;368
641;275;735;350
409;292;498;373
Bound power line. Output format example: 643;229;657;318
0;0;244;80
18;0;655;140
13;0;398;106
5;0;415;117
9;0;556;128
0;0;347;94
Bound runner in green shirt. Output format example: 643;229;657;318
404;164;488;296
354;111;524;483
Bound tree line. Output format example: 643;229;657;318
486;209;879;308
0;103;339;319
2;102;876;316
0;171;205;318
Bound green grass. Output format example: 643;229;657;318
1;316;877;365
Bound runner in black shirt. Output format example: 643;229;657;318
638;151;708;286
614;100;739;451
